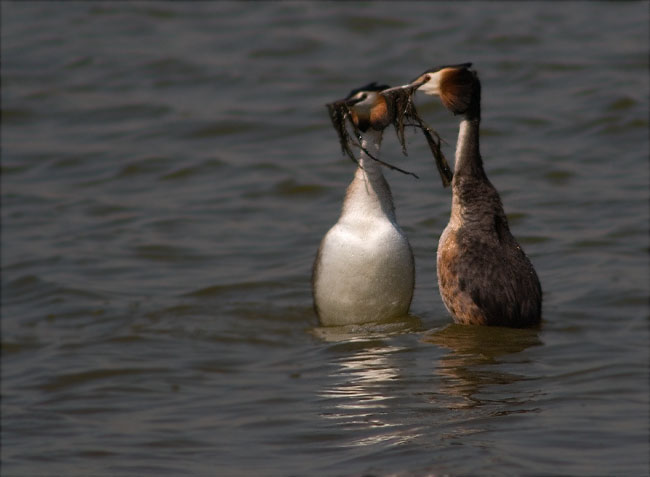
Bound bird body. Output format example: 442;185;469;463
412;65;542;326
313;87;414;326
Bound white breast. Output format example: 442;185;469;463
313;131;414;326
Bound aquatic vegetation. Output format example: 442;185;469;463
326;84;453;186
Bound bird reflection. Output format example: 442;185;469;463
314;320;542;449
422;324;542;411
316;319;423;447
311;314;422;343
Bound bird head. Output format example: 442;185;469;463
344;82;392;132
409;63;479;116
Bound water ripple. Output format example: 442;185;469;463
2;2;648;476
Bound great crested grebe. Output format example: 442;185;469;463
312;83;415;326
410;64;542;327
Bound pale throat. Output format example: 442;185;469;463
454;118;480;171
358;129;383;172
343;127;394;221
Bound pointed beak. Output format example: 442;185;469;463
380;81;423;96
326;95;363;109
379;72;439;98
344;96;362;107
409;72;441;96
406;76;429;89
408;63;473;96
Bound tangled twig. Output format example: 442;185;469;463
382;86;453;187
326;86;453;187
326;100;419;178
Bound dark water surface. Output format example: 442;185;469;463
2;2;648;476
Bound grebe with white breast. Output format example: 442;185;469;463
312;83;415;326
410;64;542;327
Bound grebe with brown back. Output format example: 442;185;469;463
410;64;542;327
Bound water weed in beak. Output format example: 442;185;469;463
382;85;453;187
326;97;420;179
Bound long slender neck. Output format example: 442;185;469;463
454;116;486;180
452;78;485;180
341;129;396;221
450;99;506;228
357;130;382;175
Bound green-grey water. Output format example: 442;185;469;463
2;2;648;476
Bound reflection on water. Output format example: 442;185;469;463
315;323;544;452
316;323;422;447
321;344;400;414
423;324;542;411
2;1;647;474
310;314;423;342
